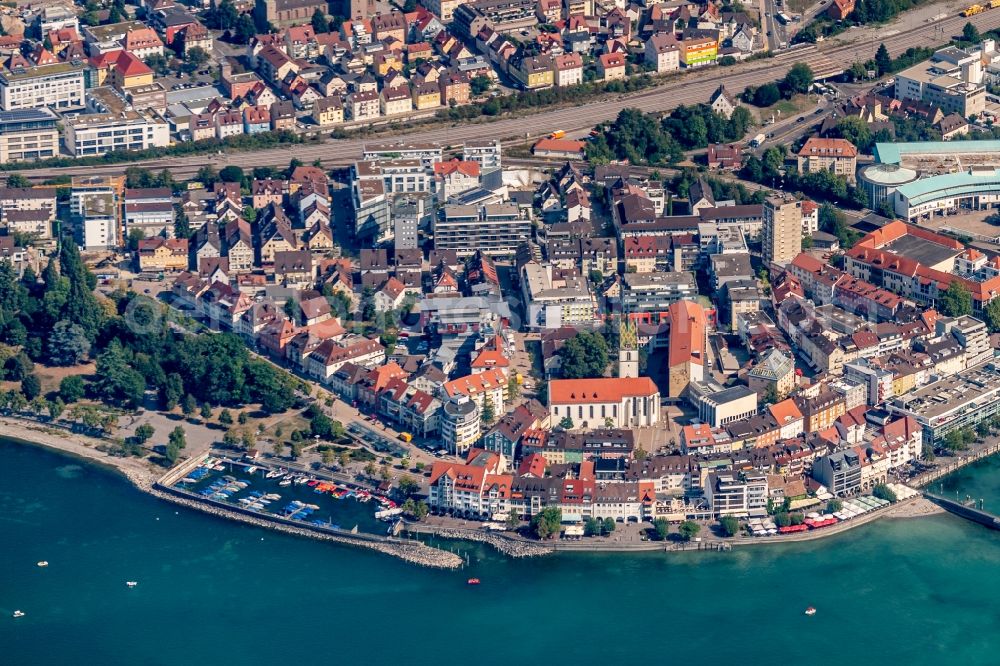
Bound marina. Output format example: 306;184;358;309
169;456;400;536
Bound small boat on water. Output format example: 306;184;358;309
467;578;480;586
804;607;816;616
12;610;25;618
37;561;48;567
126;581;138;588
278;478;293;487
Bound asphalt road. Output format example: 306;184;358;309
17;9;1000;181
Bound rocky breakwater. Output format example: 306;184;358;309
152;484;463;569
430;528;554;558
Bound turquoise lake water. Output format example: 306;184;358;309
2;437;1000;666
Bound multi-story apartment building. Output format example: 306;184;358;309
812;448;862;496
679;29;719;67
762;196;802;266
0;61;86;111
452;0;538;39
705;471;768;516
64;112;169;157
440;396;481;455
0;108;59;162
71;176;124;250
621;271;697;313
644;33;680;73
520;261;596;329
423;0;470;22
434;203;531;257
797;138;858;184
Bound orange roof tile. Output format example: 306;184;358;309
548;377;658;404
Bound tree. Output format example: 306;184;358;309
135;423;155;444
762;383;780;406
165;441;181;464
602;517;615;535
21;373;41;400
938;281;972;317
471;75;492;95
398;475;419;497
321;448;335;466
199;403;213;420
5;173;30;188
169;426;187;450
219;165;244;184
584;516;601;536
481;396;496;425
234;15;256;44
410;500;429;520
174;208;191;239
749;82;781;107
782;63;814;96
943;429;970;452
558;330;609;379
219;408;233;425
559;416;574;430
48;398;64;420
5;352;33;381
678;521;700;541
364;461;377;478
60;375;86;403
827;499;843;513
507;376;520;401
874;43;892;76
872;484;897;502
311;8;328;34
181;393;197;416
922;441;935;462
653;518;670;540
531;506;562;539
126;227;145;252
719;515;740;537
185;47;210;69
238;411;248;425
833;116;874;153
963;22;981;44
92;341;146;408
775;512;791;528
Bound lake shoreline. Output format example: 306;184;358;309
0;419;463;569
0;416;972;561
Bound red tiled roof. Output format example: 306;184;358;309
549;377;658;404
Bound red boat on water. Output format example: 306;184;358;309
467;578;480;585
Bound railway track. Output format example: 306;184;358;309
14;9;1000;181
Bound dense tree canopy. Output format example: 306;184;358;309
1;249;304;417
938;281;973;317
558;331;609;379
